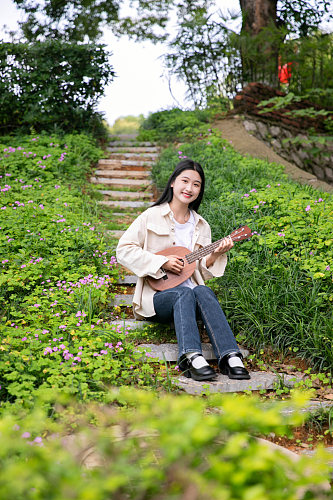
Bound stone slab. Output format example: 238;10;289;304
109;133;138;140
108;317;250;363
176;372;301;394
279;400;333;416
118;159;154;166
107;147;160;153
99;164;152;173
109;141;157;147
95;169;150;178
106;152;158;158
112;294;133;306
110;319;153;330
137;343;249;362
117;275;138;285
99;200;153;208
98;190;153;199
112;212;137;216
300;447;333;466
91;177;152;187
98;159;154;167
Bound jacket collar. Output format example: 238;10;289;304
160;203;172;217
160;202;205;225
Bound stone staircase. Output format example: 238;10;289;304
95;135;303;394
94;139;155;235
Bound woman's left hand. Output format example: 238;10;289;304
214;236;234;255
206;236;233;267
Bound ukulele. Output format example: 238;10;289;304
147;225;252;291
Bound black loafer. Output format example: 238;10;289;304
178;353;217;381
219;352;251;380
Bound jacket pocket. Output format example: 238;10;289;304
146;222;171;253
147;222;170;235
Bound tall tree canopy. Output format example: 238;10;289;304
10;0;332;43
5;0;333;107
10;0;172;42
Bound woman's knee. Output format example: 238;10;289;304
154;286;194;311
174;286;196;302
193;285;216;299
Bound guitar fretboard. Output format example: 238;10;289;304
185;227;250;264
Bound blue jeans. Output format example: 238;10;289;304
151;285;240;363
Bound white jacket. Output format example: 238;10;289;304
116;203;227;319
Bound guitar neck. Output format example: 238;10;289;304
185;226;251;264
186;238;228;264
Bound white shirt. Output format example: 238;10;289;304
173;210;196;289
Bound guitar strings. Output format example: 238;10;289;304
185;227;249;264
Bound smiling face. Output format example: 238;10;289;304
171;169;202;207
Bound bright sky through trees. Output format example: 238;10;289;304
1;0;331;125
0;0;240;125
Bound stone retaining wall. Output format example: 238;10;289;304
242;116;333;184
232;82;333;185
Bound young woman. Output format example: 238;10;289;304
116;159;250;382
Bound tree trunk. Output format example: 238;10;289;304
240;0;277;35
239;0;279;86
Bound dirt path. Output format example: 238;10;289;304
213;117;333;193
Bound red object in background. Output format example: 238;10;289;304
278;61;292;84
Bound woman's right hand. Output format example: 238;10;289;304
162;255;184;275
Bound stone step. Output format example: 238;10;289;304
101;159;154;167
176;371;301;395
98;190;153;200
107;146;160;153
91;177;152;187
109;317;250;362
109;141;157;147
299;447;333;467
98;160;152;172
109;319;155;331
112;294;133;306
94;169;150;179
109;134;138;140
137;342;249;362
106;151;158;159
117;275;138;285
279;400;333;416
113;212;137;216
99;159;152;167
99;200;153;209
98;158;154;171
105;230;125;239
104;327;301;394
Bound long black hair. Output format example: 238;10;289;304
153;159;205;212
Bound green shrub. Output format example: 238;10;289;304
109;115;144;134
0;323;167;413
0;133;111;319
138;108;211;141
0;41;114;137
0;388;331;499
